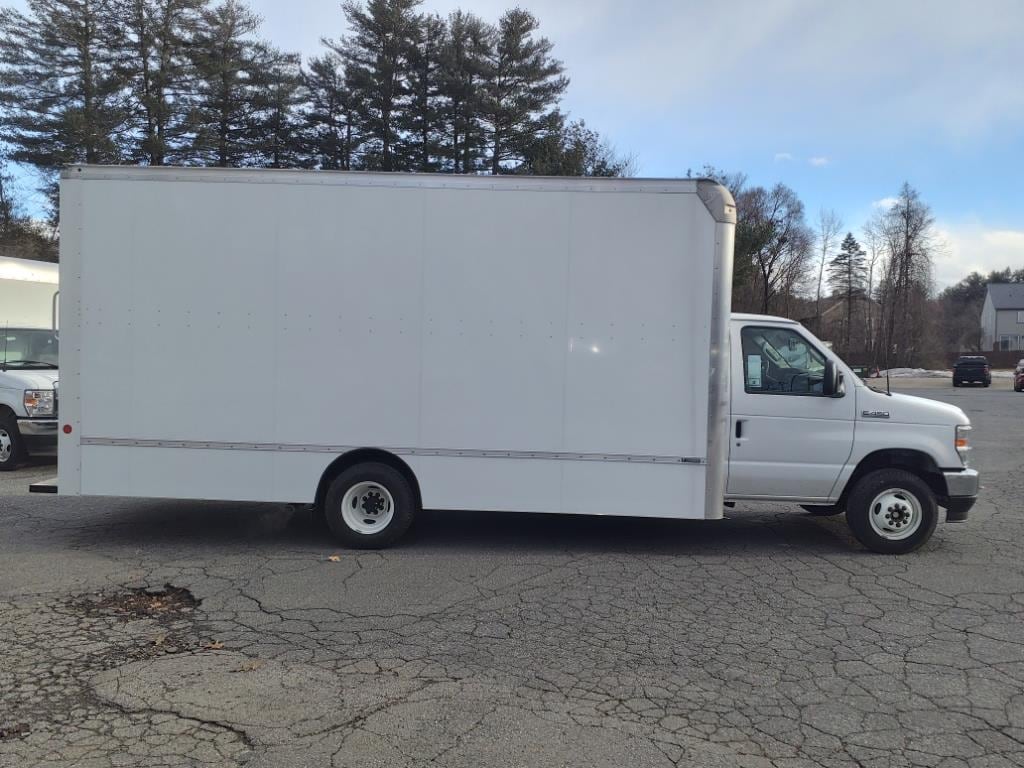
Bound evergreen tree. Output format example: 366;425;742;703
329;0;421;171
404;13;445;172
517;117;631;177
437;10;490;173
118;0;205;165
828;232;868;351
480;9;567;174
302;53;358;170
188;0;263;166
0;0;130;180
249;46;306;168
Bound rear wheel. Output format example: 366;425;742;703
846;469;938;554
0;416;25;472
323;463;417;549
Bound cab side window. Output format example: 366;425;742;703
741;326;827;395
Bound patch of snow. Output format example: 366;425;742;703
877;368;1014;379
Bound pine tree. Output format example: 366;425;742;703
437;10;490;173
302;53;358;170
118;0;205;165
329;0;421;171
0;0;130;179
188;0;263;166
480;9;567;174
517;117;631;177
828;232;868;351
249;46;306;168
404;13;445;172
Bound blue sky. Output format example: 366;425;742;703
8;0;1024;286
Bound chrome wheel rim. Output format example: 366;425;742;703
0;428;12;463
868;488;922;541
340;482;395;535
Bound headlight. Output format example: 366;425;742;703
955;425;972;465
24;390;55;417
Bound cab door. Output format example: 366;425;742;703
727;324;855;500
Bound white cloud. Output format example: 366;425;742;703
808;156;830;167
933;222;1024;287
774;152;794;163
872;197;899;210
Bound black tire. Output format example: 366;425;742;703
845;469;938;554
0;415;25;472
952;379;960;387
983;381;991;388
323;462;417;549
800;504;844;517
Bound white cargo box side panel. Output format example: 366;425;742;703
60;168;732;520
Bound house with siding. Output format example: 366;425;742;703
981;283;1024;351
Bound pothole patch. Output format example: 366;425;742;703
73;584;200;620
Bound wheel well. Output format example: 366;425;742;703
839;449;948;505
315;448;422;512
0;404;14;423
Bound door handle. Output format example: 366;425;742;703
735;419;744;439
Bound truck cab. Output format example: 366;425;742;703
0;327;59;470
726;314;978;553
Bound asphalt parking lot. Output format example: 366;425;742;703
1;379;1021;767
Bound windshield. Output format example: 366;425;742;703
1;329;59;369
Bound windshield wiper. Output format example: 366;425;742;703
1;360;58;369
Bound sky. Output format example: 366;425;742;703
8;0;1024;287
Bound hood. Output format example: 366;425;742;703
858;386;969;427
0;369;59;390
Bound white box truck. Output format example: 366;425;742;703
0;256;60;469
50;166;978;553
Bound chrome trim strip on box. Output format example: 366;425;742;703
80;437;706;466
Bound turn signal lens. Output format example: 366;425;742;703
955;425;972;466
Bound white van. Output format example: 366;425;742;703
0;257;60;470
49;167;976;553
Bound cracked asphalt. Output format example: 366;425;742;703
1;381;1022;767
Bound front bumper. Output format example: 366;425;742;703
942;468;979;522
16;418;58;456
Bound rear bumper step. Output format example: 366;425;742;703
29;478;58;494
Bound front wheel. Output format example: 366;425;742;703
845;469;938;554
952;379;960;387
0;416;25;472
323;463;417;549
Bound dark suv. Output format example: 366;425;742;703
953;355;991;387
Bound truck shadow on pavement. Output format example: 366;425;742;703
64;498;859;556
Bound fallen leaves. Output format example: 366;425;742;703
205;641;225;650
233;660;265;673
0;723;30;741
327;555;341;562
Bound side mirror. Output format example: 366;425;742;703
823;360;845;398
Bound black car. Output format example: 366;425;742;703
953;355;991;387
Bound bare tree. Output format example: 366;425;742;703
737;183;812;315
877;183;937;366
813;208;842;332
861;213;884;360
